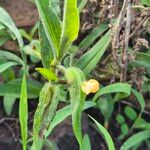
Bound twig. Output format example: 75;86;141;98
130;16;149;38
111;0;128;68
0;118;18;124
121;0;131;82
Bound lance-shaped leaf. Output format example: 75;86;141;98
32;83;52;149
0;7;26;65
76;31;111;75
36;0;61;58
60;0;79;57
0;7;23;47
65;67;86;147
19;75;28;150
32;83;60;149
89;116;115;150
39;23;54;68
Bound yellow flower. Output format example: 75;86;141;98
81;79;100;95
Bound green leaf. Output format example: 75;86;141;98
36;0;61;58
140;0;150;6
76;31;111;75
60;0;79;57
49;0;60;17
0;30;11;46
131;88;145;115
0;58;15;81
124;106;137;121
97;95;114;123
65;67;86;147
41;85;60;132
120;130;150;150
81;134;91;150
3;95;16;115
32;83;52;149
93;83;131;102
39;22;54;68
35;68;58;81
121;124;129;136
45;101;96;137
0;7;23;47
89;116;115;150
130;52;150;68
0;61;19;73
32;84;60;149
78;0;87;12
19;75;28;150
116;114;125;124
0;50;24;65
134;118;150;130
0;78;43;98
79;24;108;49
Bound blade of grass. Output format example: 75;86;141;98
19;75;28;150
89;115;115;150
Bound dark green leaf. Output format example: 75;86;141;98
124;106;137;121
121;124;129;136
39;22;54;68
116;114;125;124
0;78;43;98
